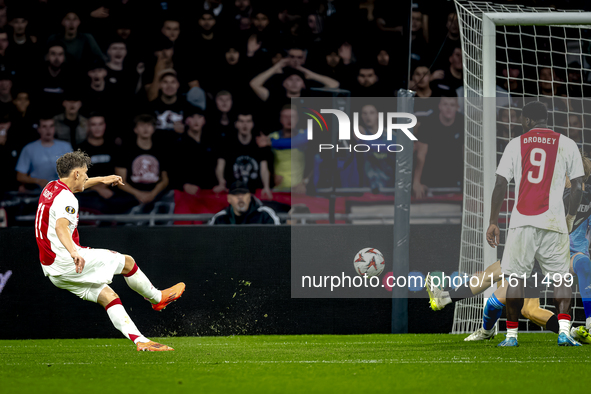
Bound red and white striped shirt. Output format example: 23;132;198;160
496;128;584;233
35;180;82;276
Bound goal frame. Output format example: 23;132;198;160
453;1;591;334
480;12;591;269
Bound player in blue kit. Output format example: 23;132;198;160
564;179;591;344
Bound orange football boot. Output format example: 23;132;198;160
136;341;174;352
152;282;186;311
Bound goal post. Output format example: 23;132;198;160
453;0;591;334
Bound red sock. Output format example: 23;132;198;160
558;313;571;321
506;321;519;329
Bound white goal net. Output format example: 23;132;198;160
453;0;591;334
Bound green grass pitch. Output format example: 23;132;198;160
1;334;589;394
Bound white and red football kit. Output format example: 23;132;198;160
35;180;125;302
496;128;584;276
35;180;82;276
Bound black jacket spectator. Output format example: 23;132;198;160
209;195;280;225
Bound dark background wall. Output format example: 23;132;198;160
0;225;460;339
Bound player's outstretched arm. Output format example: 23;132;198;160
55;218;85;273
85;175;125;189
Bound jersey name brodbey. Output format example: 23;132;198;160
522;136;557;145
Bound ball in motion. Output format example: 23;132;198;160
353;248;385;277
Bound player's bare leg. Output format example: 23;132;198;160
97;285;173;351
469;260;502;295
120;255;185;311
520;298;558;331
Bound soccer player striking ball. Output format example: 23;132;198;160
487;101;584;347
35;150;185;351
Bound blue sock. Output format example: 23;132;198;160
573;253;591;319
483;294;505;331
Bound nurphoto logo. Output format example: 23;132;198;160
303;108;418;153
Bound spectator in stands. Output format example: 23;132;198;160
7;9;38;77
413;94;464;198
233;0;253;25
432;46;463;95
170;106;221;194
0;71;12;111
538;66;560;96
497;106;521;156
161;19;181;44
9;88;37;145
145;35;175;101
350;64;390;97
217;110;273;199
0;28;10;72
114;114;169;207
564;113;583;145
374;46;401;93
195;11;220;57
409;64;440;117
77;113;119;212
54;91;87;149
356;103;394;192
320;42;354;83
148;69;191;142
0;6;6;29
81;59;118;118
178;11;221;92
258;105;309;193
434;12;460;70
561;61;585;97
208;180;280;225
250;59;339;117
211;42;253;99
411;8;429;64
15;116;72;191
105;37;139;98
245;9;276;65
498;63;524;96
38;42;71;115
0;111;20;194
210;90;236;145
48;10;105;68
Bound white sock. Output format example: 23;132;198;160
586;317;591;330
106;302;149;344
558;318;571;335
506;327;518;338
441;291;453;306
124;266;162;304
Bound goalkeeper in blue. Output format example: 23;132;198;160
564;179;591;344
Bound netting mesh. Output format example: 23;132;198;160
453;0;590;334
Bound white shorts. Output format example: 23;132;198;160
48;248;125;303
501;226;570;278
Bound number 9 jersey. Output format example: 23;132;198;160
496;128;584;233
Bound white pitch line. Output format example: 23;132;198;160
2;358;588;367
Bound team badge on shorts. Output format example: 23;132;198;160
65;206;76;214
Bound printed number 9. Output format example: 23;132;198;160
528;148;546;184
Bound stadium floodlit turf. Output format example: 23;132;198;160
1;334;589;394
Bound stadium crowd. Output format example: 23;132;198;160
0;0;590;220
